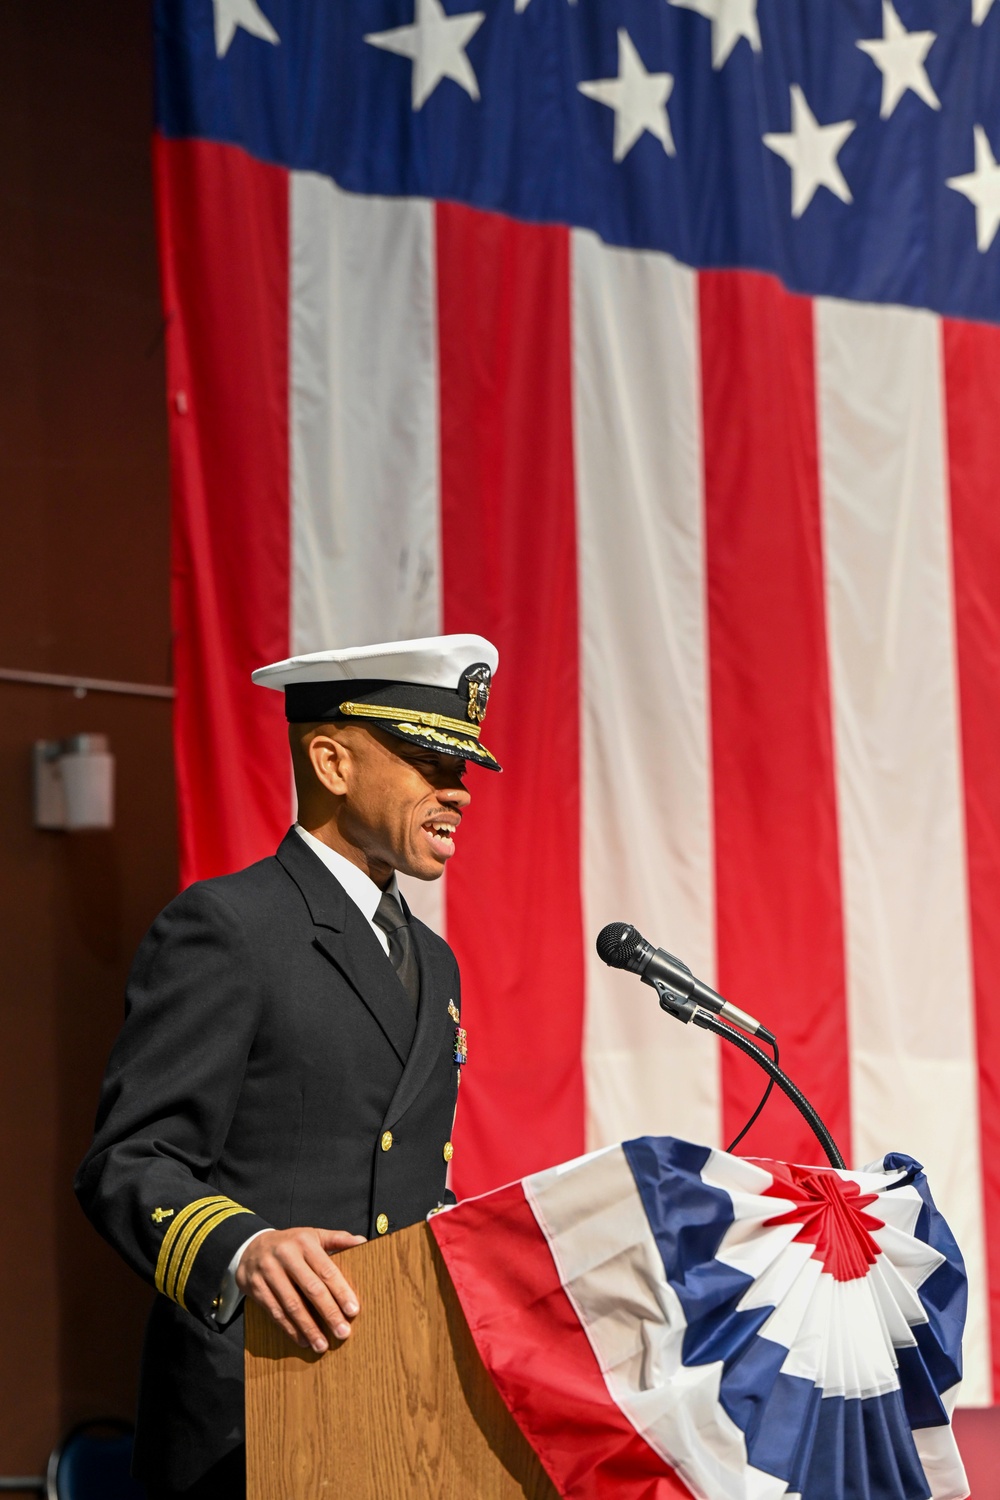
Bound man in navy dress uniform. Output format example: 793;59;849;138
76;634;501;1499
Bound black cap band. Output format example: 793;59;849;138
285;678;471;726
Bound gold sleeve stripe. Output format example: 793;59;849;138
174;1205;254;1310
163;1201;233;1302
338;701;482;741
164;1199;238;1303
164;1196;253;1306
154;1196;228;1295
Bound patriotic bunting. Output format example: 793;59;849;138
431;1139;969;1499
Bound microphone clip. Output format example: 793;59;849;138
651;978;700;1025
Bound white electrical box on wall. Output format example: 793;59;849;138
33;734;115;831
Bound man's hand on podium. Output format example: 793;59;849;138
236;1227;366;1354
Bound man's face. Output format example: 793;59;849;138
322;725;471;882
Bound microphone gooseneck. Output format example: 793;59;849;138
693;1011;845;1170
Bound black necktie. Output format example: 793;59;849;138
374;888;420;1010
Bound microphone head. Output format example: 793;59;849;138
596;922;649;973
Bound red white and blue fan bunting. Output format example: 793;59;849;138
431;1139;968;1499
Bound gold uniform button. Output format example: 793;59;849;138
443;1140;454;1162
380;1130;393;1152
376;1213;389;1235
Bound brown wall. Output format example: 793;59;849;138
0;1;176;1477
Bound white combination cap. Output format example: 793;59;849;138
252;634;501;771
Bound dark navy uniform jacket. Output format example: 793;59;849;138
75;828;461;1491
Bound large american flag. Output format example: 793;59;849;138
153;0;1000;1405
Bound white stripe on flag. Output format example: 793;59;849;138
289;174;444;930
815;298;990;1402
572;232;719;1152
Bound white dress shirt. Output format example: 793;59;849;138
214;826;400;1322
293;824;401;955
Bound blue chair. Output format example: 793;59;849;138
45;1420;145;1500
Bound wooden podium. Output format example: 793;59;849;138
245;1221;559;1498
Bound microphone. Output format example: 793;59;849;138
596;922;771;1040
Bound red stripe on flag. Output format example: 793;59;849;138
153;136;291;886
699;271;851;1164
432;1183;693;1499
436;203;585;1195
943;317;1000;1398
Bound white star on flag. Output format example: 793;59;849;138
578;29;675;162
666;0;760;70
973;0;995;23
212;0;279;59
365;0;485;111
763;84;855;218
856;1;939;119
947;125;1000;252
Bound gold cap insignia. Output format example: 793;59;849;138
461;663;491;726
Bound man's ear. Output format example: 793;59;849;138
307;731;351;797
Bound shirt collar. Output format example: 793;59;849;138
293;824;399;924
